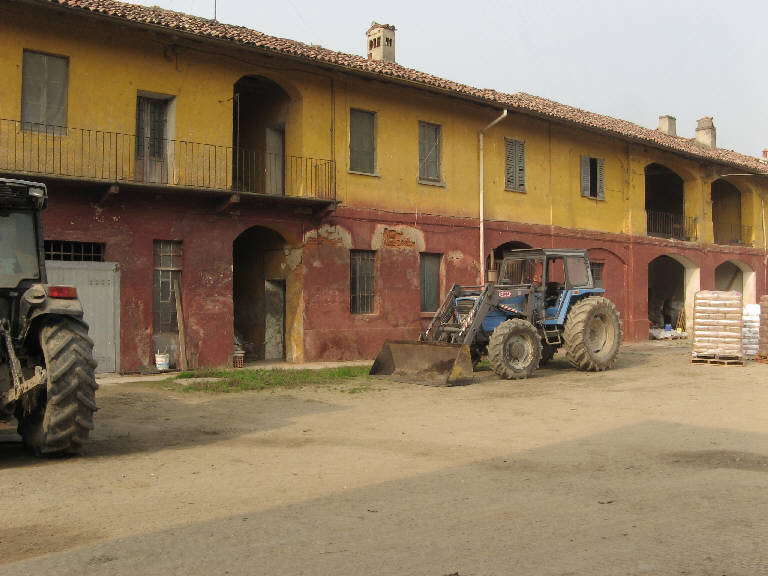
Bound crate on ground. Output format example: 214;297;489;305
692;290;743;363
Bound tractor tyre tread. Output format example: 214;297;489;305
563;296;622;372
488;319;542;380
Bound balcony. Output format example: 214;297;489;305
646;210;698;241
714;223;753;246
0;119;335;201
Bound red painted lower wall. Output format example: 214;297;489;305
40;185;767;371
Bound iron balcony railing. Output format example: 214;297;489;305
714;223;753;246
0;119;335;201
646;210;698;241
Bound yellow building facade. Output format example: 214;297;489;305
1;0;767;370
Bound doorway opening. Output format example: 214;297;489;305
233;226;288;361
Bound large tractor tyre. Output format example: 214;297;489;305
488;319;542;380
539;342;557;367
17;317;98;456
563;296;622;372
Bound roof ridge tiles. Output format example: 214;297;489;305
35;0;768;174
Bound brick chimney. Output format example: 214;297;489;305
657;115;677;136
366;22;396;63
695;117;716;149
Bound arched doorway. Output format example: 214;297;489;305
715;259;756;303
711;179;744;244
648;254;699;330
233;75;291;195
233;226;289;361
645;164;688;239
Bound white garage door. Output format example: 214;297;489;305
45;261;120;374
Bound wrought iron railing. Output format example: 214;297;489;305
714;223;753;246
0;119;335;200
646;210;698;241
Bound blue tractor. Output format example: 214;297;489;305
371;249;622;384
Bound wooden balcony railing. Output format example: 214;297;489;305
0;119;335;201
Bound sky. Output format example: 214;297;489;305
133;0;767;157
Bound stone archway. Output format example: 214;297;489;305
648;254;699;331
715;259;756;304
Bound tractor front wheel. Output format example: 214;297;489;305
563;296;622;371
16;317;98;456
488;319;542;380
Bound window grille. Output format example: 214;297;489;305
418;122;441;182
153;240;182;333
350;250;375;314
44;240;105;262
504;138;526;192
590;262;605;289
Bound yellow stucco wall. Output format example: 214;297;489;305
2;2;767;248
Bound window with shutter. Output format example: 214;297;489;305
349;109;376;174
504;138;526;192
418;122;441;182
21;50;68;134
580;155;605;199
419;253;441;312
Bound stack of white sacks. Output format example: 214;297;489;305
760;295;768;359
692;290;744;358
742;303;760;358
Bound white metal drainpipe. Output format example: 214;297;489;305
479;109;508;284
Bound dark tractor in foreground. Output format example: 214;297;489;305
371;249;621;384
0;178;97;455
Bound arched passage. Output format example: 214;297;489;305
233;75;291;195
712;179;745;244
648;254;699;330
715;259;756;303
233;226;290;361
645;164;688;239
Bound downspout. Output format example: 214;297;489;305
479;109;508;284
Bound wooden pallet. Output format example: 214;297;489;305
691;355;744;366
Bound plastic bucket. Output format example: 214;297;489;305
155;353;170;371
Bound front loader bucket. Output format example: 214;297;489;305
369;340;474;386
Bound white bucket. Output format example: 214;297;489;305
155;353;170;371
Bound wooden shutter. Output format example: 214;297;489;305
580;155;591;197
505;138;526;191
350;109;375;173
516;140;526;191
419;122;441;181
45;55;68;129
21;51;45;127
596;157;605;199
420;253;441;312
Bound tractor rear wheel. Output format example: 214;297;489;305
563;296;622;371
16;317;98;456
488;319;542;380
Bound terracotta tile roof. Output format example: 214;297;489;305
33;0;768;174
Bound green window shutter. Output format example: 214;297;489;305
596;158;605;199
580;155;591;197
419;122;441;181
21;51;46;127
350;109;375;173
504;138;526;191
420;253;441;312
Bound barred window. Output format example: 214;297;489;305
590;262;604;289
350;250;375;314
45;240;104;262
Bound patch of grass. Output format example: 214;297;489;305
156;365;373;393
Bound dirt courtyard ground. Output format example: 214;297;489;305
2;341;768;575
